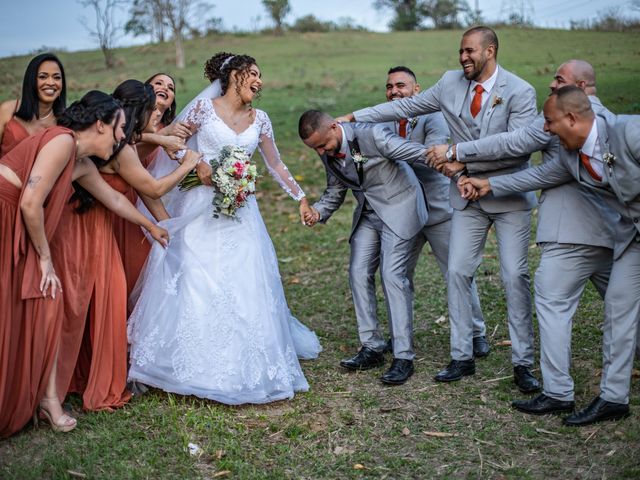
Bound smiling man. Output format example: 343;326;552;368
339;26;540;392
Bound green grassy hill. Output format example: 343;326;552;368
0;30;639;479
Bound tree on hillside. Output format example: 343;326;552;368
124;0;166;43
422;0;469;29
373;0;423;30
80;0;124;68
373;0;470;30
124;0;216;68
262;0;291;35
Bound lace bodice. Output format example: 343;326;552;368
182;98;305;201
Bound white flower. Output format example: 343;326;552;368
603;152;616;167
352;150;368;165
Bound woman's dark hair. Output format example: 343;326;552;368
57;90;121;131
112;79;156;148
57;90;123;213
15;53;67;122
145;72;177;126
204;52;258;97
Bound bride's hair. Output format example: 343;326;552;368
204;52;258;97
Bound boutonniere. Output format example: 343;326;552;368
352;149;368;165
603;152;616;167
491;96;503;109
409;117;418;129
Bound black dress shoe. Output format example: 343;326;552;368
381;359;414;385
512;393;575;415
382;339;393;354
434;359;475;382
513;366;541;393
340;347;385;371
563;396;630;427
473;336;490;358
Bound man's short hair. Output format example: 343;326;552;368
387;66;416;82
298;110;333;140
549;85;593;116
463;26;499;57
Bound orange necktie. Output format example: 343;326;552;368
579;152;602;181
398;118;408;138
470;84;484;118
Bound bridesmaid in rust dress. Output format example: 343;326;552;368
0;53;66;157
0;91;169;437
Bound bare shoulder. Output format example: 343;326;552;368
0;99;19;122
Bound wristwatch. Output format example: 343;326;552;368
445;144;456;162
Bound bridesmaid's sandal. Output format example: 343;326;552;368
37;397;77;433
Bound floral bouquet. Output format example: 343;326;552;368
178;145;259;218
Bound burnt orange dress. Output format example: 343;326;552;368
0;127;76;438
53;173;131;411
0;117;30;158
108;171;150;303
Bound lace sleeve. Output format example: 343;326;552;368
180;98;209;131
256;111;305;201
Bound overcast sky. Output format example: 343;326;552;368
1;0;634;58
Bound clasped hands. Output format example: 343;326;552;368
299;197;320;227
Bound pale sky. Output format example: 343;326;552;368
1;0;634;58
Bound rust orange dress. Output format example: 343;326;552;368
108;170;150;303
0;127;76;438
53;172;131;411
0;117;30;158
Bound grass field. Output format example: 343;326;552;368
1;29;639;479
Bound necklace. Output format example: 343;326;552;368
40;109;54;120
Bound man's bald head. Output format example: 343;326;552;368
551;60;597;95
550;85;594;116
543;86;595;150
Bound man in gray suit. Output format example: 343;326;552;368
464;86;639;425
339;26;540;391
383;66;489;358
298;110;429;385
428;60;618;415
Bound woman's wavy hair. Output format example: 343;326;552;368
145;72;177;126
57;90;123;213
16;53;67;122
112;79;156;150
204;52;258;98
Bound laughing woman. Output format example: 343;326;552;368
0;53;66;157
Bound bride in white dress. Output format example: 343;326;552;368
127;52;321;405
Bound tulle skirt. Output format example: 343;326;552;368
128;187;321;404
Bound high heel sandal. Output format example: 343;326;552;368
37;398;77;433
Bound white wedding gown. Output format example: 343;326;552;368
127;99;321;404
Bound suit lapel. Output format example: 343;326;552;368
347;136;364;185
323;153;359;189
454;75;474;139
480;68;506;138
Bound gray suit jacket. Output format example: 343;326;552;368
490;114;640;259
313;122;428;241
354;66;538;213
458;96;618;248
385;112;452;226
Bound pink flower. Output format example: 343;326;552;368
233;161;245;179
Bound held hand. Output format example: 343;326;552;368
39;256;62;299
303;207;321;227
460;177;492;199
335;113;355;123
167;121;193;139
457;176;479;201
162;135;186;153
441;161;465;178
298;197;312;225
196;161;214;186
426;144;448;168
149;224;170;248
181;149;202;168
